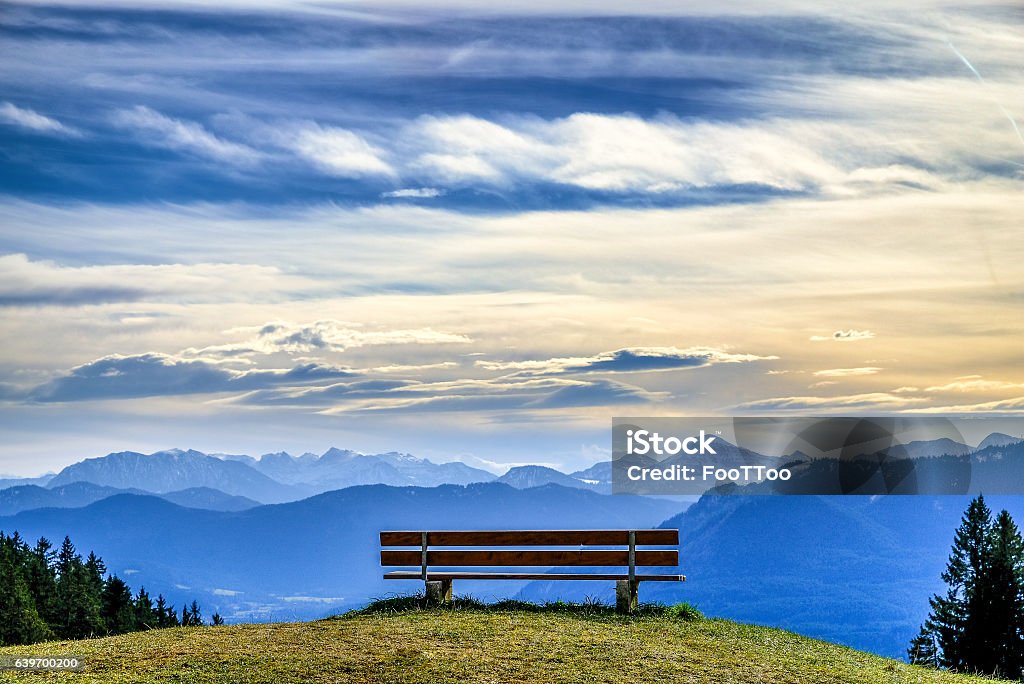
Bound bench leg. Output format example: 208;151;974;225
615;580;638;614
425;579;453;605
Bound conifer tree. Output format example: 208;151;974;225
0;538;50;645
84;552;106;595
24;538;58;626
53;537;104;639
908;625;940;668
189;600;203;626
912;495;1024;678
987;510;1024;679
926;495;993;671
134;586;156;630
155;594;170;628
0;531;205;644
100;575;136;634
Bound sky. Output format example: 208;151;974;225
0;1;1022;476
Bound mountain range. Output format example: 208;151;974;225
0;483;680;622
515;491;1024;659
2;446;609;503
7;431;1020;504
1;433;1023;661
0;481;259;516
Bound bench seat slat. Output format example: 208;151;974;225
384;571;685;582
380;530;678;547
381;549;677;567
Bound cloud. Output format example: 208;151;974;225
810;329;875;342
477;346;776;375
0;102;81;137
906;396;1024;413
112;106;261;166
0;253;307;307
339;377;663;413
371;362;458;373
95;101;1024;199
924;376;1024;393
524;379;659;408
241;372;663;412
188;320;472;357
404;113;841;193
382;187;445;199
30;353;356;402
812;367;882;377
281;123;395;178
736;392;926;411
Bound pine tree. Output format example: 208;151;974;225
100;575;137;634
134;586;156;630
155;594;170;628
987;510;1024;679
908;625;940;668
926;495;993;671
24;538;58;626
55;536;77;578
211;612;224;626
913;495;1024;678
2;531;204;643
53;537;104;639
0;539;50;645
84;552;106;595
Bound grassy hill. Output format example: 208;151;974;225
0;603;998;683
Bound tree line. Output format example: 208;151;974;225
0;531;223;646
910;495;1024;680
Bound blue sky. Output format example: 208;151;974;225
1;1;1022;475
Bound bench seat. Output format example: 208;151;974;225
379;529;684;612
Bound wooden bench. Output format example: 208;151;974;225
380;529;684;612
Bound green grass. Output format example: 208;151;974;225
0;598;999;683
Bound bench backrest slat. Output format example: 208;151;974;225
380;529;678;547
381;549;676;567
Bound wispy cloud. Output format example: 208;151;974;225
382;187;444;199
0;253;307;307
0;102;80;137
185;320;472;358
736;392;925;411
30;353;355;402
924;376;1024;393
476;346;776;375
810;329;875;342
112;106;261;166
813;367;882;378
281;123;395;178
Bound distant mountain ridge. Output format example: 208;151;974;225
4;432;1021;508
0;481;260;516
496;465;593;490
33;447;499;504
0;482;680;623
224;447;496;490
47;449;300;503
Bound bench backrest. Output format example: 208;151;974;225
380;529;679;580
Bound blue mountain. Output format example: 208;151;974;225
0;482;680;622
46;449;300;503
496;465;593;489
517;492;1024;659
0;481;260;515
41;447;496;503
